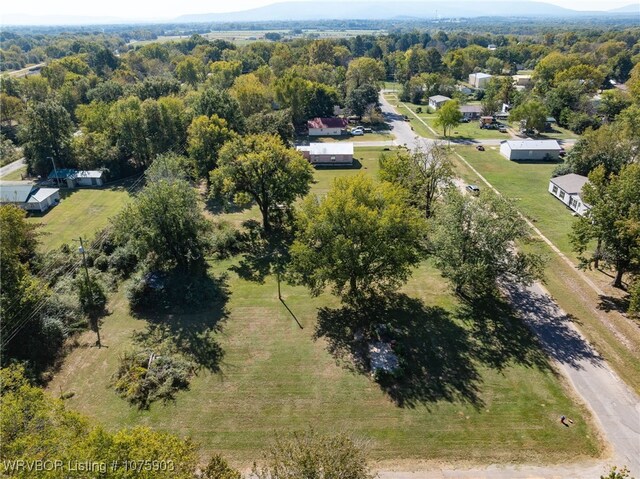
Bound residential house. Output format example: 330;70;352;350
428;95;451;110
548;174;590;216
307;117;348;136
48;169;106;187
459;104;483;120
0;181;60;212
512;74;532;87
499;140;562;161
296;142;354;166
469;72;492;89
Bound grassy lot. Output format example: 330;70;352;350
48;146;601;468
28;184;134;251
0;166;27;181
453;146;580;260
421;116;509;141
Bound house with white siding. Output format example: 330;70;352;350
0;181;60;212
548;174;591;216
500;140;562;161
297;143;354;166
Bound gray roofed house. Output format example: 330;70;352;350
296;142;354;166
428;95;451;110
0;181;60;212
549;174;590;216
459;104;483;119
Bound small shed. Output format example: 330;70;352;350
307;117;348;136
428;95;451;110
26;188;60;212
549;174;590;216
297;143;354;166
500;140;562;161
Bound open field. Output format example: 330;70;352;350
420;114;510;140
48;146;600;468
28;183;134;251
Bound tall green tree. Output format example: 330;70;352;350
290;174;426;303
345;57;385;94
430;190;544;297
510;100;548;135
20;99;73;176
571;163;640;288
114;178;211;273
210;134;313;233
346;83;379;117
192;87;246;133
175;55;205;87
379;142;453;218
434;100;462;138
187;114;236;180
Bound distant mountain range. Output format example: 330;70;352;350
174;1;640;23
2;1;638;26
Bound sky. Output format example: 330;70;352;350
0;0;634;20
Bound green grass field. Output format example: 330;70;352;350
453;146;580;260
0;166;27;181
28;184;134;251
47;146;600;468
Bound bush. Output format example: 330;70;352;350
108;244;138;277
111;346;195;409
211;221;243;259
552;162;573;177
94;255;109;272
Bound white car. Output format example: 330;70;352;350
351;128;364;136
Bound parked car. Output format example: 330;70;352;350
466;185;480;195
498;126;508;133
351;128;364;136
363;127;373;133
460;117;470;123
476;145;485;151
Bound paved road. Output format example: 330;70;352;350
0;158;25;178
376;94;640;479
380;93;577;149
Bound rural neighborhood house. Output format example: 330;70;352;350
0;181;60;212
428;95;451;110
296;142;354;166
307;117;349;136
548;173;591;216
48;169;106;187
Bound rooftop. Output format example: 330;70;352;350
28;187;60;203
48;169;105;180
505;140;561;151
550;174;589;195
460;105;483;112
429;95;451;102
0;181;34;203
474;73;492;78
309;142;354;156
307;117;348;129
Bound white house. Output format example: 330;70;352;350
0;181;60;212
500;140;562;161
469;72;492;89
296;142;354;166
428;95;451;110
549;174;590;216
307;117;348;136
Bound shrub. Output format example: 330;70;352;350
552;162;573;177
94;255;109;272
211;221;243;259
108;244;138;277
111;346;195;409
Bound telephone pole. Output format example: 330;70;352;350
77;237;101;348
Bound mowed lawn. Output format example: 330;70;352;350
48;146;600;467
453;146;580;260
28;184;133;251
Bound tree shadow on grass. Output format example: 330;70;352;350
456;295;552;373
230;220;292;284
597;294;630;314
132;273;230;372
501;282;602;370
315;294;483;409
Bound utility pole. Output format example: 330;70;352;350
49;156;60;188
77;237;101;348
